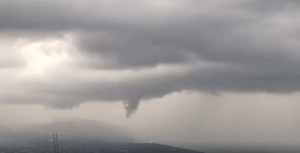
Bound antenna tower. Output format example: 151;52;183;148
53;134;59;153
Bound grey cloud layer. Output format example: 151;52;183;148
1;0;300;116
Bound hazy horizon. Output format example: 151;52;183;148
0;0;300;152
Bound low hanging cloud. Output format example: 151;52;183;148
1;0;300;117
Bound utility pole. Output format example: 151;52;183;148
53;134;57;153
53;134;59;153
56;134;59;153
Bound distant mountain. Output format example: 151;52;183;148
0;119;135;145
0;119;205;153
0;138;205;153
113;143;205;153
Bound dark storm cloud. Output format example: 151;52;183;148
1;0;300;116
6;65;300;117
236;0;300;15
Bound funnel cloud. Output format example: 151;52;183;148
0;0;300;118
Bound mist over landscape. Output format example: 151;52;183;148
1;0;300;152
0;119;135;144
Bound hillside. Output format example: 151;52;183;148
0;139;205;153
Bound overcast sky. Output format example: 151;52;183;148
2;0;300;149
